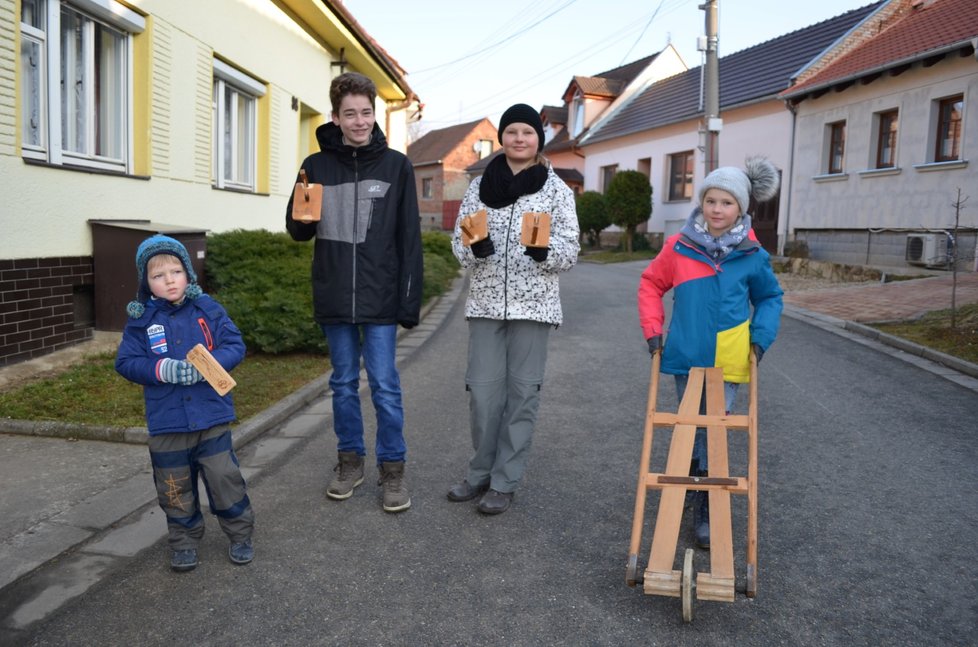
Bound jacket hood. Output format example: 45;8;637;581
315;122;388;156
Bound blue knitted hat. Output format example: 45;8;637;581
126;235;203;318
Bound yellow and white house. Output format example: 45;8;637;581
0;0;420;365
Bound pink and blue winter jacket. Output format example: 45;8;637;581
638;231;783;383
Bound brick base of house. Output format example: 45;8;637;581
0;257;95;367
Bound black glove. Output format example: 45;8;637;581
752;343;764;363
524;246;549;262
398;320;416;330
470;237;495;258
647;336;662;356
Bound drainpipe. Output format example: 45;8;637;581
385;93;422;142
781;98;798;257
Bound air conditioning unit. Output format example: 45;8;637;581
905;233;948;266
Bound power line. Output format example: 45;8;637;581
409;0;579;75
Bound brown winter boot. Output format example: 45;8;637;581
378;461;411;513
326;451;364;500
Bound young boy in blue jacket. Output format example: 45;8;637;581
637;157;784;550
115;235;254;572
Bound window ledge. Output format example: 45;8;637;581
211;185;269;197
664;198;693;204
813;172;849;183
857;167;902;178
23;157;150;180
913;160;969;172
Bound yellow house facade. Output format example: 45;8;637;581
0;0;419;365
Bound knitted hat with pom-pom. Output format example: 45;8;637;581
699;156;780;216
126;235;202;318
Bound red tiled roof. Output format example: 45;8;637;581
784;0;978;98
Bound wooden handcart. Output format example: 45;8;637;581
625;351;759;622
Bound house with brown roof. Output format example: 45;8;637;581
577;3;884;253
780;0;978;270
1;0;419;366
407;118;499;230
543;46;687;196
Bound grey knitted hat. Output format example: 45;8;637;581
126;234;202;318
699;156;780;216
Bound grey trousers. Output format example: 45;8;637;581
148;425;254;550
465;318;550;493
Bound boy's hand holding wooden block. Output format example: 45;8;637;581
459;210;488;246
291;169;323;223
186;344;237;396
521;212;551;248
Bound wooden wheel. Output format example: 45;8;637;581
681;548;694;623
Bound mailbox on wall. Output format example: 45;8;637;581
88;220;209;332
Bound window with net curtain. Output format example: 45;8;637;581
18;0;143;173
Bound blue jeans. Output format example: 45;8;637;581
322;323;406;463
674;374;739;474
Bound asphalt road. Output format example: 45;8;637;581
14;261;978;646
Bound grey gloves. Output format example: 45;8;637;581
158;358;204;385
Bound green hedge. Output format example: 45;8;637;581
205;229;459;354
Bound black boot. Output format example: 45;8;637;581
693;491;710;549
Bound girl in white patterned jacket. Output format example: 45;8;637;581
448;103;580;515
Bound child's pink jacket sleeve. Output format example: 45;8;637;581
637;249;675;340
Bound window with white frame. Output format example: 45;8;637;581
18;0;144;172
212;59;265;191
571;90;585;138
422;177;432;199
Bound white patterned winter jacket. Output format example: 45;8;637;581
451;166;580;326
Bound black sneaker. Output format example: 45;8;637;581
477;489;514;515
693;492;710;549
447;480;489;502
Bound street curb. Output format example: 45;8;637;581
0;280;450;444
783;304;978;382
842;320;978;379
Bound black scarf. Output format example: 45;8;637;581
479;154;548;209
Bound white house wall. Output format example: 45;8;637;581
788;55;978;233
582;100;792;240
0;0;404;260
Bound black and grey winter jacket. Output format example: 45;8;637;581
451;166;580;325
286;122;423;327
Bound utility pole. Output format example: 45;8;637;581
700;1;720;174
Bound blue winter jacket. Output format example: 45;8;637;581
638;231;783;383
115;295;246;435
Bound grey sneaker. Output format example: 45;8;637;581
327;451;364;500
378;461;411;512
228;539;254;565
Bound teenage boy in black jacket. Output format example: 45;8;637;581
286;72;422;513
